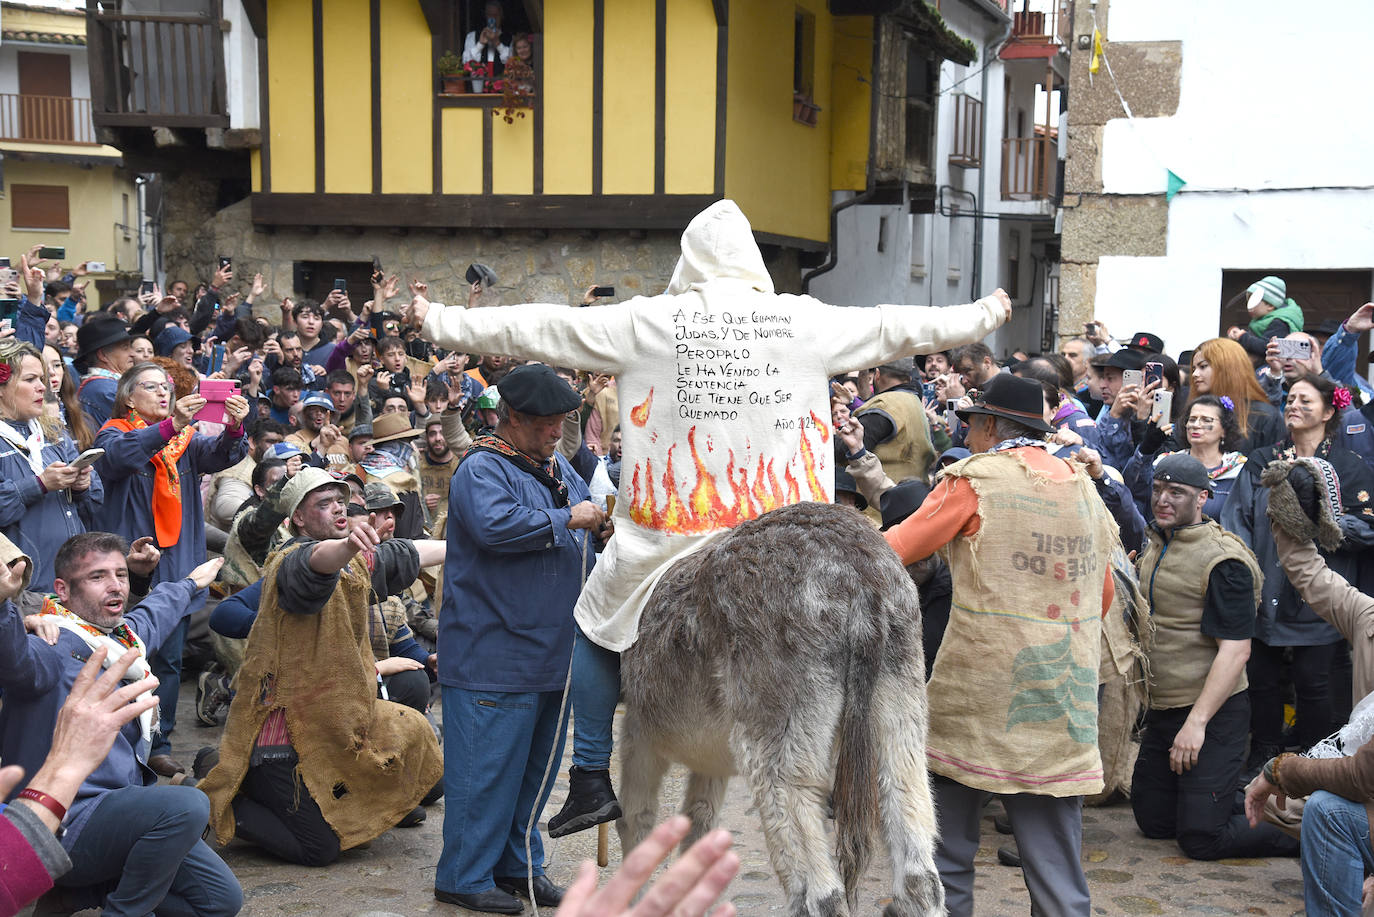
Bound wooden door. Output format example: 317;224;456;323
1220;269;1372;378
17;52;72;142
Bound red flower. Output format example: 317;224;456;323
0;363;12;384
1333;387;1354;411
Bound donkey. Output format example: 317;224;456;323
617;501;943;917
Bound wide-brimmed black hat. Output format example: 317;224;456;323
834;469;867;511
1090;348;1147;371
955;374;1055;434
1125;331;1165;354
75;315;133;364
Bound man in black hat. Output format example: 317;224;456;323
1131;453;1298;861
1091;348;1149;470
74;315;136;428
1126;331;1165;355
434;363;606;913
883;373;1120;917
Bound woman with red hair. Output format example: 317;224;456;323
1187;337;1283;451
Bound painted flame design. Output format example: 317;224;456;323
629;388;654;427
628;425;827;534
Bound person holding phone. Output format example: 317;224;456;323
0;339;103;592
462;1;510;92
92;362;249;779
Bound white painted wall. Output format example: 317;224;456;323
1086;0;1374;354
223;0;259;130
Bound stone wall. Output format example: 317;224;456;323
1058;0;1182;342
162;194;804;319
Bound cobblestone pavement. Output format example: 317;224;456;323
154;683;1304;917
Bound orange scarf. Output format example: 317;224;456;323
101;412;195;547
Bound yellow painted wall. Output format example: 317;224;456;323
601;0;656;193
542;0;594;194
492;115;534;194
250;149;262;192
266;0;315;192
830;17;872;192
663;0;716;193
379;0;432;193
724;0;833;242
441;108;484;194
0;159;139;307
321;0;372;192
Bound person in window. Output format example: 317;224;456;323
463;1;511;93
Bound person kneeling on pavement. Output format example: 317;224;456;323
1130;453;1299;860
198;468;445;867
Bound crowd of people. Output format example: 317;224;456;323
1;201;1374;917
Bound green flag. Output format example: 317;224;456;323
1166;170;1186;201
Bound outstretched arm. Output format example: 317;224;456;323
823;290;1012;377
410;294;632;375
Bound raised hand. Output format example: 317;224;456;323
1347;302;1374;335
0;558;28;604
172;393;206;431
126;536;162;577
188;557;225;589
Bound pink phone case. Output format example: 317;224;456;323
193;380;240;424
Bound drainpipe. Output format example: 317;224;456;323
801;188;877;293
971;17;1013;298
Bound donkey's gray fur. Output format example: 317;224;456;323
618;502;943;917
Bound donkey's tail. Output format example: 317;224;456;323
831;608;882;902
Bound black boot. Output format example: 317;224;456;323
547;766;622;838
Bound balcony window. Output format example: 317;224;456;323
904;47;936;174
437;3;538;98
11;184;70;231
948;93;982;169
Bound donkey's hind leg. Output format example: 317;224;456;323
615;712;671;855
873;663;944;917
679;772;728;850
732;720;847;917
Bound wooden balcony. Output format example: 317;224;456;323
85;8;228;128
948;93;982;169
1010;1;1070;45
1002;135;1056;201
0;93;97;145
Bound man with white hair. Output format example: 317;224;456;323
405;199;1011;834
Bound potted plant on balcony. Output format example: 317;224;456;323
492;56;536;124
438;51;465;94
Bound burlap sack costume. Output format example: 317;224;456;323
926;451;1123;797
200;542;443;850
1088;545;1151;805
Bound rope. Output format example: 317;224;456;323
523;524;592;915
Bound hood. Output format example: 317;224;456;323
665;199;774;295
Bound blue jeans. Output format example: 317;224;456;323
59;784;242;917
570;627;619;770
150;615;189;757
1301;789;1374;916
436;686;569;895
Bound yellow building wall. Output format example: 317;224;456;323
0;160;139;308
723;0;833;242
542;0;595;194
321;0;372;192
830;17;872;192
663;0;716;194
601;0;656;193
441;108;484;195
492;116;534;194
379;0;432;193
266;0;315;192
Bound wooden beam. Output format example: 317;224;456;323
416;0;445;35
712;0;727;25
251;192;723;230
241;0;266;38
521;0;543;32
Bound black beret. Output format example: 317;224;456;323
498;364;583;416
1154;453;1213;494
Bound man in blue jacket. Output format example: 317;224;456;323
434;363;607;914
0;531;239;916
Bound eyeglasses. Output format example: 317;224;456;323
1185;417;1216;427
136;381;171;393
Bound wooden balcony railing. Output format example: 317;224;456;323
1011;1;1070;45
948;93;982;169
0;93;96;144
1002;136;1056;201
86;9;228;128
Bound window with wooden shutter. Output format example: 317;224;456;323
11;184;70;230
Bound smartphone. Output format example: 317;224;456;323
922;382;937;402
333;278;347;293
1152;390;1173;422
68;448;106;471
1143;361;1164;389
218;255;232;269
1085;322;1098;336
84;261;106;273
0;258;10;269
139;280;155;296
1122;369;1144;388
210;344;226;375
487;16;497;27
591;285;615;298
1276;338;1312;361
38;246;64;260
0;298;19;323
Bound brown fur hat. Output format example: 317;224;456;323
1262;457;1344;552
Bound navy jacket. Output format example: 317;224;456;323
441;450;595;693
93;420;247;591
0;426;104;591
0;578;200;847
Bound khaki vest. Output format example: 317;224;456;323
927;450;1119;796
592;383;619;447
855;389;935;484
1137;520;1263;710
200;543;443;851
